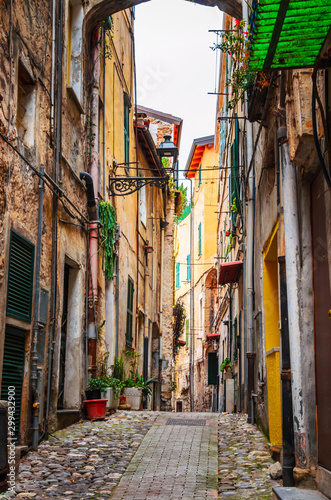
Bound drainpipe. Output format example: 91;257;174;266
80;170;98;376
278;71;308;468
243;0;256;422
31;166;44;450
115;255;119;358
189;179;195;412
86;26;101;377
46;0;63;430
279;257;295;486
246;112;256;421
50;0;56;140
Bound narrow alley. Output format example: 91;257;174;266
1;0;331;498
4;411;282;500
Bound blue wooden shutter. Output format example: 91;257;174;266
176;263;180;289
186;254;190;282
6;230;35;322
198;223;202;256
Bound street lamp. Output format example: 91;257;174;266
108;134;179;196
156;134;178;165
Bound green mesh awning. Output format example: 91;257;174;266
249;0;331;71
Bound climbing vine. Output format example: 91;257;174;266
99;201;117;280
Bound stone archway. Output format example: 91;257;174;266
84;0;242;36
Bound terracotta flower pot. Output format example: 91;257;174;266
83;399;108;419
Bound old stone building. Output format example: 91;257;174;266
0;0;181;453
211;5;331;496
174;135;219;412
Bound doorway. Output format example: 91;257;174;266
263;225;282;448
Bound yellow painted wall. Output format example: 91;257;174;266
263;226;282;447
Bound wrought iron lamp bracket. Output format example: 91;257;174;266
108;176;169;196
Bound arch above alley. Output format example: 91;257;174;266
84;0;242;35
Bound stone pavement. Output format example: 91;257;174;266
110;412;219;500
4;411;157;499
218;413;281;499
3;411;283;500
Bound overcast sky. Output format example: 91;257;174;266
134;0;223;178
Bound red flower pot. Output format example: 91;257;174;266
225;365;232;372
83;399;108;419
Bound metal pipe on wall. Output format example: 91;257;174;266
189;179;195;412
31;166;44;450
278;257;295;486
46;0;63;428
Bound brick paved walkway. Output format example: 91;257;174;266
110;412;219;500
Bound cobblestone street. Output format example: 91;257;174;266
4;411;281;499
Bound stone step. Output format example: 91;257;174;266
273;487;329;500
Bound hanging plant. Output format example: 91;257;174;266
173;300;186;356
99;201;116;280
212;19;254;110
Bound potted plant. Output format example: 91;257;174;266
101;375;123;410
220;357;233;373
85;378;104;400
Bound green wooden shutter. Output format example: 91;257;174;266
124;96;130;174
126;277;134;346
233;317;238;361
6;230;35;322
1;325;26;443
208;352;218;385
186;254;190;282
175;263;180;289
185;319;189;347
198;165;202;188
198;223;202;256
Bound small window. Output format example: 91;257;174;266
175;262;180;289
198;222;202;257
186;254;191;282
16;64;35;147
6;230;35;322
126;277;134;347
66;0;83;101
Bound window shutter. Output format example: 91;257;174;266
124;95;130;173
198;165;202;188
176;263;180;289
208;352;218;385
6;230;35;322
198;223;202;256
1;326;26;442
126;277;134;346
185;319;190;347
186;254;190;282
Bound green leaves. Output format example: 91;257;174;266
99;201;116;280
